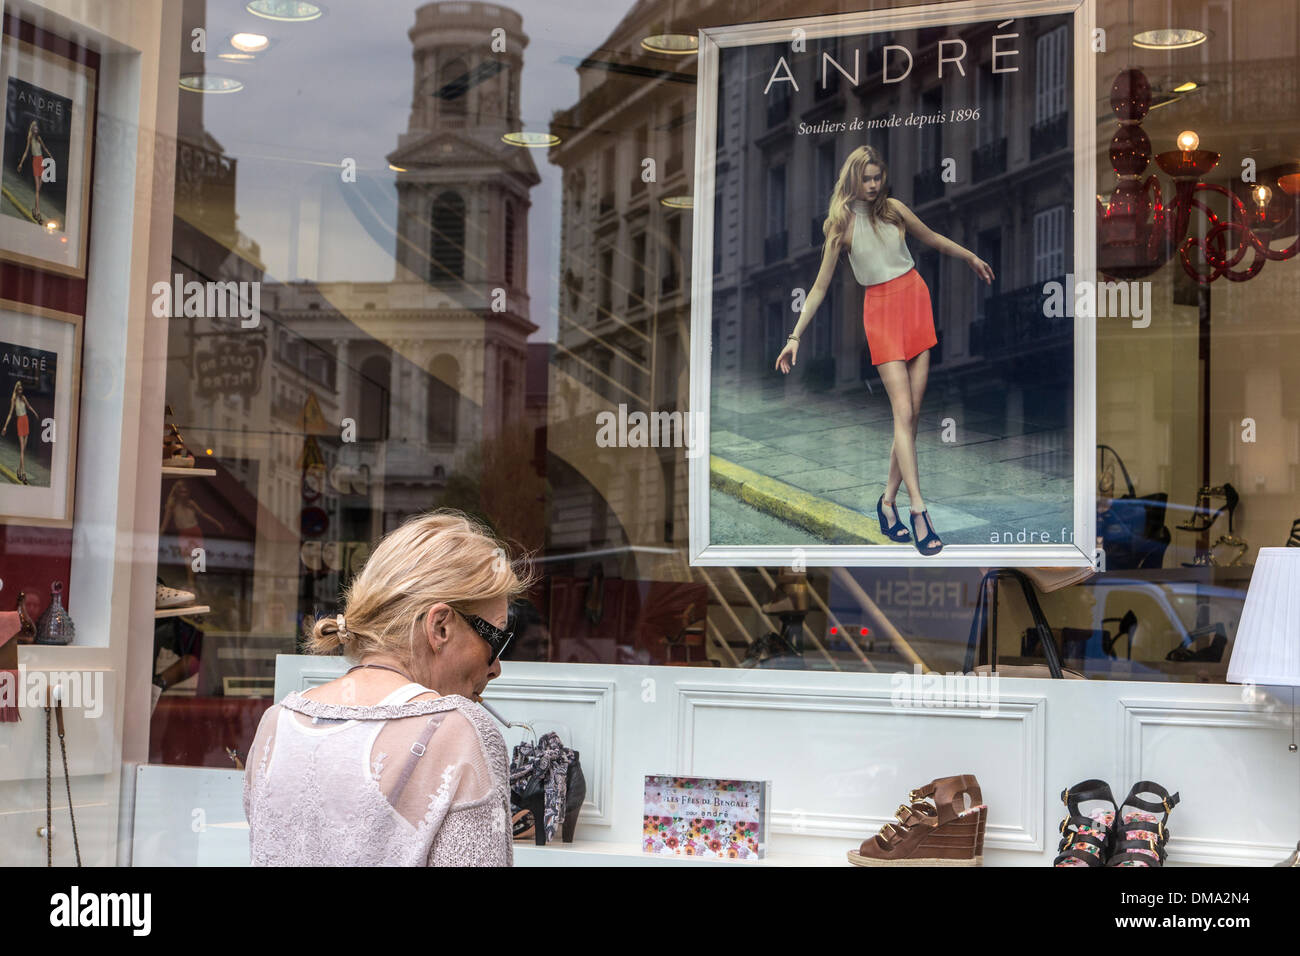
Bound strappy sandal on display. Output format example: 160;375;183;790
847;774;985;866
512;809;535;842
876;495;911;542
910;509;944;556
1054;779;1118;867
1107;781;1179;867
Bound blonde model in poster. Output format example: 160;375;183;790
16;120;51;225
2;381;41;485
776;145;993;555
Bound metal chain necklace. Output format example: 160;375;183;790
44;696;81;866
346;662;415;682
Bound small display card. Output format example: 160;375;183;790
642;775;770;860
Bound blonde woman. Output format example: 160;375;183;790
775;145;993;555
243;510;536;866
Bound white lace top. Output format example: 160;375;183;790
243;683;513;866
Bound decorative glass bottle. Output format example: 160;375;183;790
35;581;75;645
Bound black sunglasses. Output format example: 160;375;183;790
452;606;515;663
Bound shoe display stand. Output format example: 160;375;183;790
154;605;211;621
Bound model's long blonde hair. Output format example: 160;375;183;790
823;145;902;255
306;509;536;663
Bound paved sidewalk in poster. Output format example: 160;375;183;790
0;439;51;488
708;377;1073;548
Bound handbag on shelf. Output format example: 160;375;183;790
509;731;586;846
1097;444;1171;570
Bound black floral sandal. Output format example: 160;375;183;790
1053;779;1118;867
1107;781;1179;867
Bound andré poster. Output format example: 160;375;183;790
689;0;1096;568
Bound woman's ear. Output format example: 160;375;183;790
423;604;453;653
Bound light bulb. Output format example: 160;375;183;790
1176;130;1199;151
1253;184;1272;206
230;32;269;53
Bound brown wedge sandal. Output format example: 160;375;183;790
848;774;986;866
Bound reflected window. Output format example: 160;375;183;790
431;190;466;282
359;355;390;441
440;55;469;118
427;354;459;445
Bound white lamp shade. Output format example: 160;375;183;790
1227;547;1300;686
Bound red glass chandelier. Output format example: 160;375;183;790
1097;68;1300;283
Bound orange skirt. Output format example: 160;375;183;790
862;268;937;365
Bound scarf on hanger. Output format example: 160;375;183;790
509;731;575;843
1;611;22;722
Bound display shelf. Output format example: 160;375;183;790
513;839;841;867
161;466;217;477
154;605;210;619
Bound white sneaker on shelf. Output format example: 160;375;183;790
156;583;196;609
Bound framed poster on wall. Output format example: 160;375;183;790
0;299;81;526
0;19;97;277
689;0;1096;567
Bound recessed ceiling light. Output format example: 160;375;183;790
660;195;693;208
180;74;244;93
641;34;698;55
246;0;323;22
231;32;270;52
502;131;560;148
1133;28;1207;50
1172;80;1199;93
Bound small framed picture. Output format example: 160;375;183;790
0;19;98;277
0;298;82;526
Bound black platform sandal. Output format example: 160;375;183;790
910;510;944;556
876;495;911;542
1053;779;1118;867
1107;781;1179;866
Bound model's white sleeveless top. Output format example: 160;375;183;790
847;199;914;287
